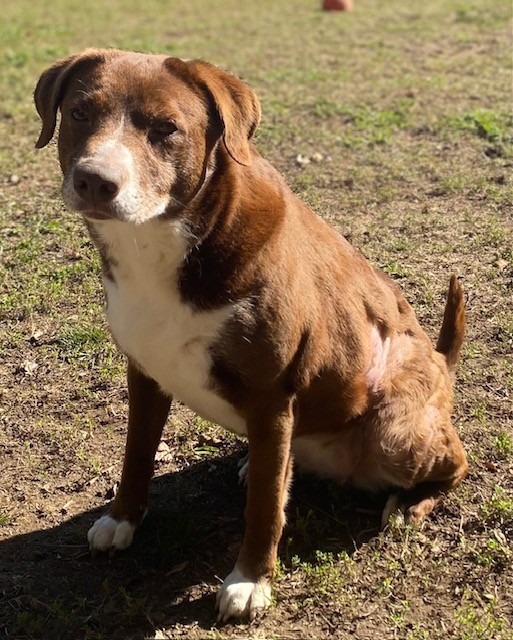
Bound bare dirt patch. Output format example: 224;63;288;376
1;1;512;638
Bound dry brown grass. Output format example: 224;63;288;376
1;1;512;638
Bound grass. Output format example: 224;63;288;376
0;0;512;639
290;550;352;598
311;100;413;147
496;433;513;459
483;487;513;524
456;597;507;640
444;109;513;144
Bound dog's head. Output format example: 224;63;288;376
34;49;261;223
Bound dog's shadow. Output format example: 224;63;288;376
0;451;386;640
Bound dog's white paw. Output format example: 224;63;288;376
216;567;271;622
87;514;135;553
381;494;405;529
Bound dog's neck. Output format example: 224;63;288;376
176;148;289;310
85;146;289;310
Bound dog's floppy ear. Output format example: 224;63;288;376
186;60;261;166
34;49;105;149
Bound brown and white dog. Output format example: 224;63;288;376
34;49;468;622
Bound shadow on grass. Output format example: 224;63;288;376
0;451;386;640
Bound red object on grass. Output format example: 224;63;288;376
322;0;353;10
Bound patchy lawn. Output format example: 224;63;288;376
0;0;512;638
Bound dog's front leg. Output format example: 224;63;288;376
217;399;294;622
88;360;171;554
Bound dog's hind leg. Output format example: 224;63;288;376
381;447;468;528
382;484;443;528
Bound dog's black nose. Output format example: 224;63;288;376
73;166;120;203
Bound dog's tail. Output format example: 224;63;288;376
436;275;465;375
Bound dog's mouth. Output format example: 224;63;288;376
64;192;118;221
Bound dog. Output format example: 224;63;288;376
34;49;468;622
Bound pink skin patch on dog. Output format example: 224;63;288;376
366;326;391;393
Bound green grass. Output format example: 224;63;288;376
311;100;413;147
58;325;109;363
483;486;513;523
496;433;513;459
1;1;512;639
472;533;511;569
444;109;513;143
290;550;352;597
456;597;508;640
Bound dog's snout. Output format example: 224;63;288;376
73;165;122;204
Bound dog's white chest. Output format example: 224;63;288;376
95;220;246;434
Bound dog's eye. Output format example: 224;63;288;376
70;107;89;122
149;121;178;141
